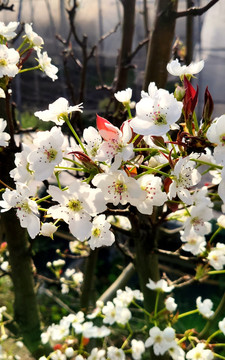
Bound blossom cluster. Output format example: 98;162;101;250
35;280;225;360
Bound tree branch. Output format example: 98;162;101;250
174;0;219;19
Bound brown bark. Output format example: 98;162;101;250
143;0;178;90
114;0;136;92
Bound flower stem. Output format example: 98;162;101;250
19;65;41;73
64;117;87;154
208;226;222;245
178;308;198;319
206;329;222;344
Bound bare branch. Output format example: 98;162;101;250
128;37;149;62
174;0;219;19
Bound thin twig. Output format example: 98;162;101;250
173;0;219;18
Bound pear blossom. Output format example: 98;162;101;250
0;44;19;78
130;82;182;136
196;296;214;318
107;346;125;360
186;343;213;360
47;179;106;241
131;339;145;360
114;87;132;105
50;350;66;360
87;348;106;360
207;242;225;270
92;170;145;206
24;23;44;48
146;278;174;292
219;317;225;335
27;126;64;181
36;48;58;81
0;184;40;239
135;174;167;215
0;21;19;40
145;326;169;356
165;297;177;312
40;222;58;239
207;115;225;165
180;229;206;255
168;156;201;205
34;97;83;125
96;116;134;163
10;144;35;184
114;287;143;307
182;203;213;237
102;301;131;325
167;58;204;77
217;214;225;228
65;347;74;358
167;342;185;360
0;118;10;146
88;215;115;250
83;126;103;160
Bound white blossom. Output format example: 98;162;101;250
92;170;145;206
131;339;145;360
186;343;213;360
87;348;106;360
167;58;204;77
88;215;115;250
36;49;58;81
146;278;174;293
107;346;125;360
196;296;214;318
180;229;206;255
168;156;201;205
47;180;106;241
130;82;182;136
145;326;168;356
0;44;19;78
114;88;132;105
165;297;177;312
219;317;225;335
40;222;57;239
24;23;44;48
0;118;10;146
102;301;131;325
207;242;225;270
34;97;83;125
135;174;167;215
0;184;40;239
27;126;64;181
0;21;19;40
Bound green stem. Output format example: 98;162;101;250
132;134;140;144
208;227;222;245
213;353;225;360
193;111;199;132
36;195;51;204
154;291;160;323
190;158;223;170
138;165;170;178
125;104;132;119
208;270;225;275
55;166;84;171
206;329;222;344
178;308;198;319
132;300;152;318
19;65;41;73
64;118;87;154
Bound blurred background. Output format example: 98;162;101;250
0;0;225;121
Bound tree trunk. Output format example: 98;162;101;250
114;0;136;92
143;0;178;90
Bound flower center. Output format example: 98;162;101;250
17;201;31;213
44;148;57;162
220;133;225;145
0;59;7;66
92;227;101;237
57;112;68;122
153;112;167;125
115;181;127;194
68;199;83;212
